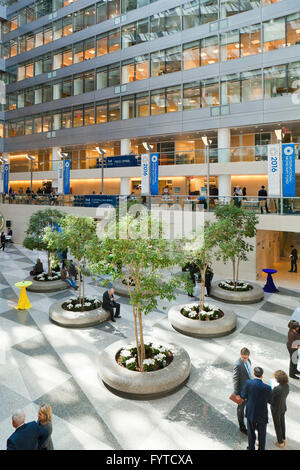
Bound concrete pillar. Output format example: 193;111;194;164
121;138;130;155
218;128;231;198
52;147;60;172
120;177;130;195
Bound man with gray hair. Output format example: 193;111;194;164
7;409;49;450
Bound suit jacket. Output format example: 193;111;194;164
291;248;298;261
271;383;289;415
102;290;115;309
7;421;49;450
233;358;252;396
241;378;272;424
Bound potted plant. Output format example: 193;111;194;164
90;212;191;398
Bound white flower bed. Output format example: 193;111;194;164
35;273;61;282
219;280;253;292
117;342;172;372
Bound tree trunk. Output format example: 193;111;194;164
82;274;85;304
199;265;207;312
47;251;51;275
137;302;145;369
236;256;240;287
232;259;236;290
126;275;141;370
77;262;81;305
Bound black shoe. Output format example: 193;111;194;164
115;315;121;318
289;375;300;380
111;318;116;322
240;428;248;435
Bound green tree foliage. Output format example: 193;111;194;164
23;208;64;275
214;205;259;289
90;213;183;370
44;215;98;305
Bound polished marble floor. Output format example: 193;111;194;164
0;244;300;450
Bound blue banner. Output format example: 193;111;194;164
150;153;159;195
64;159;70;195
282;143;296;197
4;164;9;194
74;195;118;208
105;155;138;168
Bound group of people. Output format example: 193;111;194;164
30;257;78;290
7;186;58;205
0;227;13;251
233;318;300;450
7;405;53;450
182;262;214;297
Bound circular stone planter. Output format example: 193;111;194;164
210;281;264;304
26;276;68;293
49;300;110;328
168;304;237;338
111;279;132;297
99;337;191;400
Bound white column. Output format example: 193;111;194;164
121;138;131;155
52;147;60;172
218;128;231;198
120;177;130;195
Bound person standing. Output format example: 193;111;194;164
241;367;272;451
205;266;214;297
289;245;298;273
286;320;300;379
258;186;269;214
102;287;121;322
7;410;49;450
271;370;289;448
1;231;6;251
233;347;252;435
37;404;54;450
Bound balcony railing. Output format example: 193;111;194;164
7;145;300;173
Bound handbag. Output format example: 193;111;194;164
229;393;244;405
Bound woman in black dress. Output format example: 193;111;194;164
271;370;289;448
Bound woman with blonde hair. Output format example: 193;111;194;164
37;404;54;450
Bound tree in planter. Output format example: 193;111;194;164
23;208;64;276
89;213;183;370
182;221;220;311
214;205;259;289
44;215;98;307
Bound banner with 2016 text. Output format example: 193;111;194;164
267;144;281;197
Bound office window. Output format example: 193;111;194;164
108;0;120;18
97;35;108;56
151;50;165;76
34;116;42;133
16;120;24;136
122;60;135;83
288;61;300;93
53;51;62;70
63;78;72;97
241;70;262;101
263;18;286;52
165;46;181;74
136;18;149;44
201;77;219;106
74;74;83;95
122;95;135;119
122;23;136;48
264;65;287;98
19;37;26;54
85;6;96;27
240;24;261;56
96;102;108;123
43;84;52;102
53;112;61;130
182;0;200;30
25;117;33;135
10;41;18;57
17;91;24;108
221;73;240;104
44;28;53;44
43;114;52;132
63;16;73;36
135;56;149;81
73;107;84;127
53;81;62;100
43;55;52;73
97;2;107;23
74;43;84;64
287;13;300;47
151;89;165;115
150;12;164;39
84;72;95;92
35;31;44;48
220;0;240;19
220;30;240;61
62;110;72;128
108;31;120;53
84;39;96;60
183;82;201;110
136;92;149;117
17;66;25;81
165;7;181;35
34;86;43;104
166;86;181;112
25;64;34;79
183;42;200;70
201;35;218;65
53;20;63;40
200;0;218;24
74;10;85;32
97;67;108;89
84;105;95;125
108;99;121;121
108;65;120;86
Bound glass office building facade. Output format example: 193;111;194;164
0;0;300;197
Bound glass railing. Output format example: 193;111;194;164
1;193;300;215
6;145;300;173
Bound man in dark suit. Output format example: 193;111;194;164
233;347;252;435
289;245;298;273
7;410;49;450
241;367;272;450
102;287;121;322
258;186;269;214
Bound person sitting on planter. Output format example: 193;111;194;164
102;287;121;322
182;262;198;297
68;260;78;281
30;258;43;276
61;266;77;290
205;266;214;297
